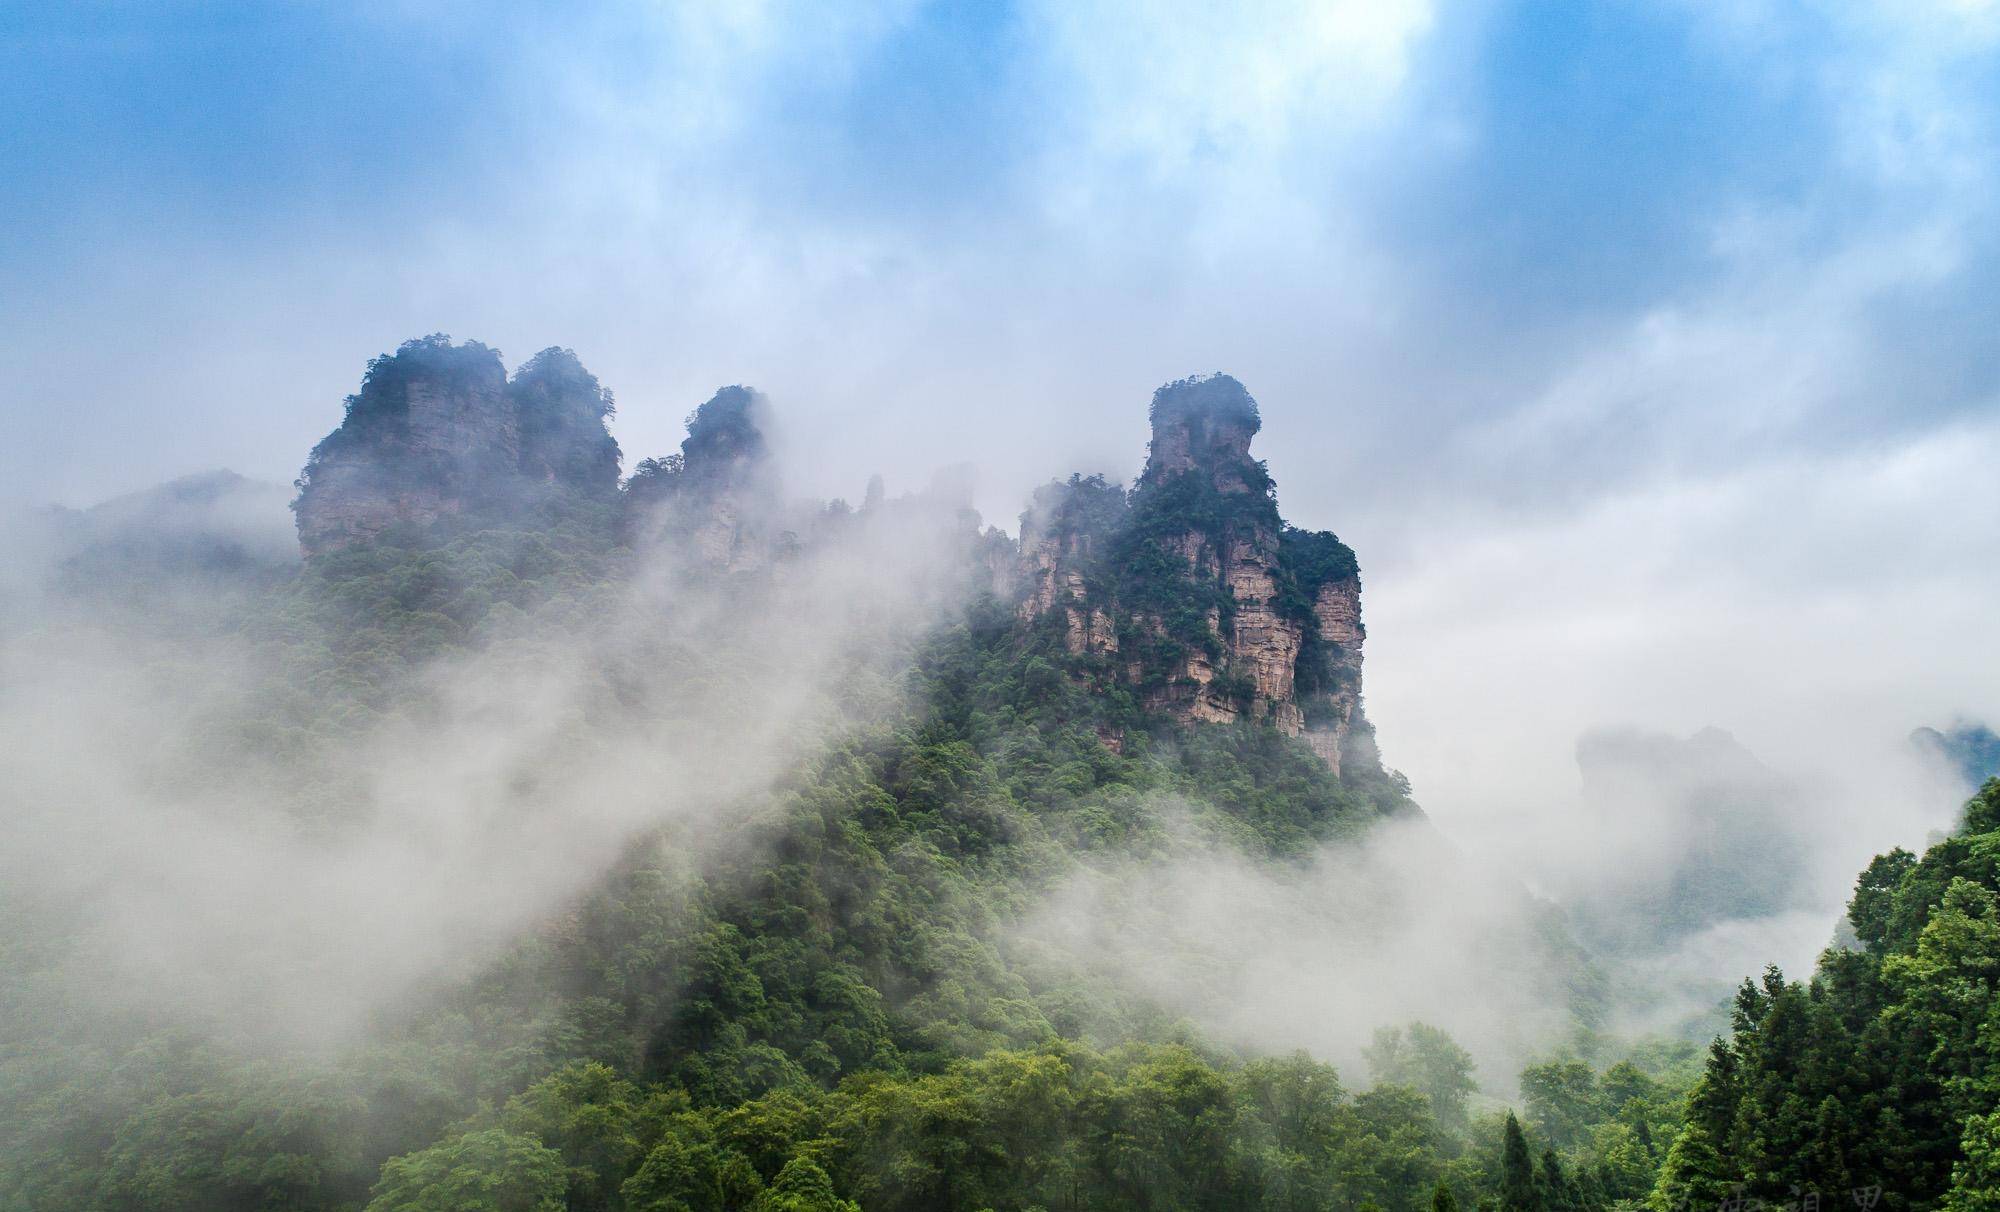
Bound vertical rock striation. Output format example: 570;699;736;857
1016;475;1127;659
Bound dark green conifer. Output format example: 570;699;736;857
1500;1113;1542;1212
1539;1148;1577;1212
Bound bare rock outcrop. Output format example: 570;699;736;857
293;342;1376;773
1140;374;1260;490
1302;574;1366;772
1225;535;1304;733
1016;475;1127;659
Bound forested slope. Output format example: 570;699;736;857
1655;780;2000;1212
3;339;1992;1212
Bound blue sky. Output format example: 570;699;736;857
4;0;2000;899
5;1;1995;509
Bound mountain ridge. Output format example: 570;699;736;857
290;338;1380;778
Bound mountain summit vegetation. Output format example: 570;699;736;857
2;337;1994;1212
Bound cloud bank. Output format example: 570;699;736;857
3;0;1997;1001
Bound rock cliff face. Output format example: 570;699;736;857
294;336;618;555
1303;574;1367;768
1016;474;1126;658
1017;375;1372;774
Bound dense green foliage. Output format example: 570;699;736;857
365;1046;1453;1212
1654;780;2000;1212
1366;1025;1478;1134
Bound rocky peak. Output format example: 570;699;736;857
1016;375;1375;777
1141;374;1262;492
293;336;620;555
624;385;779;569
680;386;771;488
510;347;622;494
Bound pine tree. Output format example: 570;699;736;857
1501;1113;1543;1212
1541;1149;1578;1212
1575;1164;1608;1212
1435;1181;1461;1212
1944;1111;2000;1212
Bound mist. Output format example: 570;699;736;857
5;368;1991;1085
7;11;1997;1009
1366;413;2000;994
1008;804;1592;1091
0;461;979;1052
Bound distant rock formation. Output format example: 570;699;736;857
293;336;619;554
291;341;1375;773
511;347;623;496
1018;374;1374;774
1561;726;1813;956
623;385;781;570
6;470;298;609
1912;721;2000;794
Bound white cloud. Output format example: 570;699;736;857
1026;0;1435;169
1365;412;2000;934
4;7;1996;987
